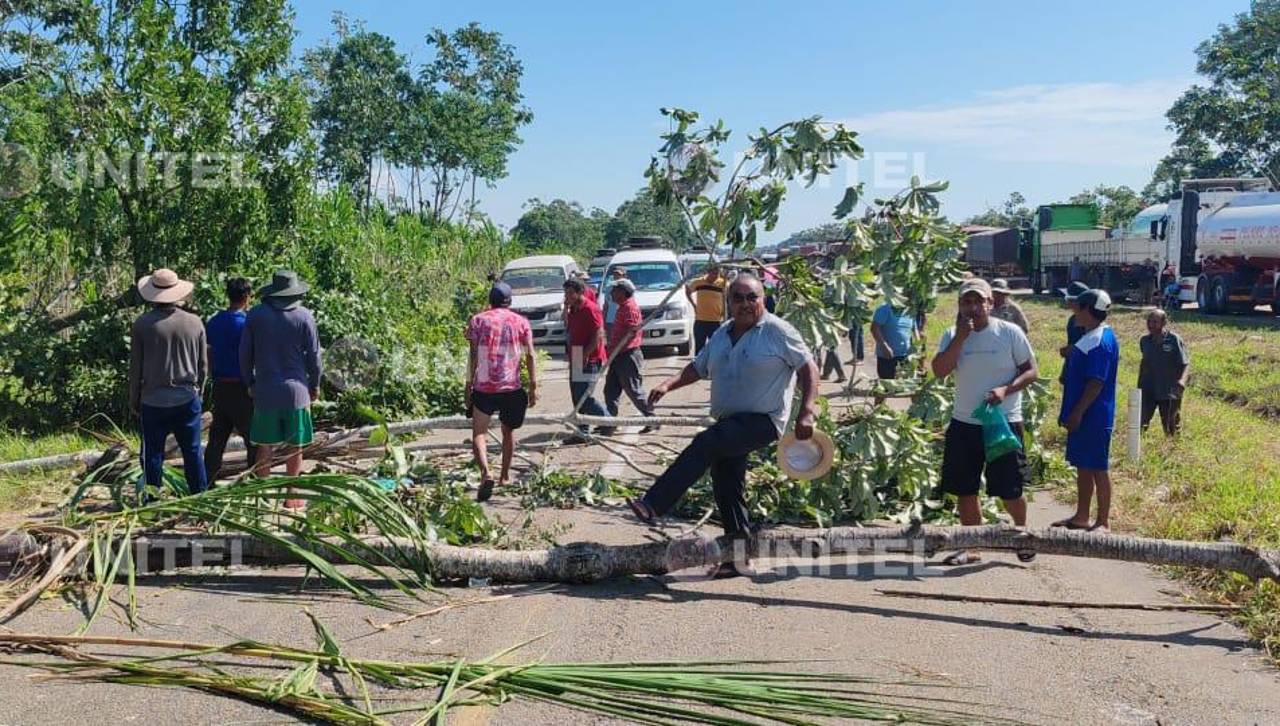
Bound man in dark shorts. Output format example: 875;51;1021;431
466;282;538;502
930;278;1039;564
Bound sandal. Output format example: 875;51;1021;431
626;497;655;524
476;479;495;503
1016;549;1037;563
1050;518;1090;530
1088;523;1110;533
940;550;981;566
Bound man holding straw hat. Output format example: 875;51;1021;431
628;272;819;578
129;268;209;496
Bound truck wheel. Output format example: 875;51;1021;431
1210;276;1230;314
1196;277;1210;311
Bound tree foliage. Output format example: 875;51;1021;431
1147;0;1280;199
510;197;607;256
964;192;1032;228
604;188;699;250
1067;184;1145;229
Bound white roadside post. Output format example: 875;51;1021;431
1127;388;1142;461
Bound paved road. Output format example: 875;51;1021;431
3;341;1278;725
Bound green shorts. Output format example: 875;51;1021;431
250;407;314;446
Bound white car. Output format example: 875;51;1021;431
600;247;693;355
679;249;713;279
500;254;579;345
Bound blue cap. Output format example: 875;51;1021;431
489;282;513;307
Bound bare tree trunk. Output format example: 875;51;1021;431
5;526;1277;585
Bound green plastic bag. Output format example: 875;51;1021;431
972;402;1023;463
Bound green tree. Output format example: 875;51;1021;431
413;23;532;222
305;16;412;211
603;188;697;250
964;192;1032;228
1067;185;1145;229
778;222;848;249
511;198;607;255
1147;0;1280;199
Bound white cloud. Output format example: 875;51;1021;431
844;79;1190;167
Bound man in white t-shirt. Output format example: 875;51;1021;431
931;278;1039;565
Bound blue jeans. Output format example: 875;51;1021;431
642;412;778;535
140;396;208;495
849;324;865;361
569;361;609;433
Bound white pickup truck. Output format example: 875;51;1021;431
599;247;694;355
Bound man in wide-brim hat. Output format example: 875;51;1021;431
239;270;322;506
129;268;209;498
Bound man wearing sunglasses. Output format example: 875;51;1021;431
627;273;819;578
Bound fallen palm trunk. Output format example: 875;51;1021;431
0;413;715;476
4;525;1278;584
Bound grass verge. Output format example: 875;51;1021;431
0;430;105;516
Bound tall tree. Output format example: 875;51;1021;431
413;23;532;222
1067;185;1145;229
1147;0;1280;199
511;198;607;254
603;188;697;250
305;16;411;211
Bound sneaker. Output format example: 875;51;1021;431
639;424;660;434
596;426;617;437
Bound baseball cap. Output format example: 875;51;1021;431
488;282;513;306
1076;288;1112;315
1061;281;1090;301
957;278;992;300
990;278;1011;292
612;278;636;294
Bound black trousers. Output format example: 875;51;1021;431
204;380;256;481
604;348;653;417
1140;395;1182;435
642;412;778;535
821;348;845;380
693;320;719;354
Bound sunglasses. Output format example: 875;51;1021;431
730;292;761;304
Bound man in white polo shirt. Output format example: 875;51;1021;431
931;278;1039;565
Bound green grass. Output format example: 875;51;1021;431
927;296;1280;659
0;429;105;517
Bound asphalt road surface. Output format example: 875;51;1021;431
3;340;1278;725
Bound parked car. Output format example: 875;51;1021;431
499;254;579;345
679;247;713;279
600;246;693;355
586;247;616;288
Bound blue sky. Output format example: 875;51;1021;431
292;1;1249;242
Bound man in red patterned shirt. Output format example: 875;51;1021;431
603;279;657;433
465;282;538;502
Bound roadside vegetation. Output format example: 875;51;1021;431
928;296;1280;659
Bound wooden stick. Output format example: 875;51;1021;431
873;588;1241;612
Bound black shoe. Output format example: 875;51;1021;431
564;432;591;445
476;479;495;503
596;426;617;437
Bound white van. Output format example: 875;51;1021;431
499;254;579;345
600;247;693;355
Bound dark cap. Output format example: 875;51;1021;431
489;282;513;307
1062;281;1090;301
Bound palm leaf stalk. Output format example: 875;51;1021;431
63;475;437;626
0;630;1028;726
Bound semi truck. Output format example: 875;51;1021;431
1160;178;1280;313
1024;203;1165;301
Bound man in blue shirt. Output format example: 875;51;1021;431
204;277;255;481
1055;289;1120;532
870;302;917;380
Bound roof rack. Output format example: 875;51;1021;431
593;247;616;256
625;235;665;249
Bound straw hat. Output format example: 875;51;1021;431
777;430;836;480
136;268;193;304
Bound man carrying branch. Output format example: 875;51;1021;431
627;273;819;578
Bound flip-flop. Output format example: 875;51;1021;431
940;550;981;566
1050;518;1090;530
626;497;655;524
1016;549;1037;563
476;479;495;503
1088;523;1110;533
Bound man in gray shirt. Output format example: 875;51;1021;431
1137;309;1189;435
129;268;208;496
240;271;322;505
627;273;819;578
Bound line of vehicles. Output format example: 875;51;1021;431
497;236;714;353
967;177;1280;314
